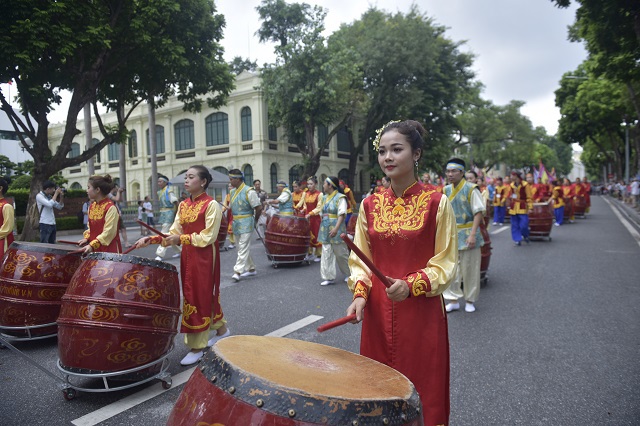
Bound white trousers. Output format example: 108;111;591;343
443;247;481;303
155;222;182;258
320;242;350;281
234;232;255;274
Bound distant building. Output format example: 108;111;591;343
48;72;369;201
0;110;34;171
568;150;585;181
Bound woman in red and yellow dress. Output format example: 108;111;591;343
562;177;575;223
0;177;15;258
301;176;323;261
347;120;457;425
78;175;121;254
135;166;228;366
291;180;305;216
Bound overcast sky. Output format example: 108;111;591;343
1;0;586;136
217;0;587;135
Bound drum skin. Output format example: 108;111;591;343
346;212;358;237
57;253;180;374
167;336;424;426
264;215;310;263
0;242;83;337
529;202;554;237
574;196;587;216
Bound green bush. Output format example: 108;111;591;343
16;215;84;234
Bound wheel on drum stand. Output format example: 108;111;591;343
62;388;77;401
162;378;172;390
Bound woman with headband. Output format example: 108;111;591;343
345;119;457;425
0;177;15;258
300;176;323;262
78;174;122;254
306;176;349;285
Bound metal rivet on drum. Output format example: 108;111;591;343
210;376;217;383
351;421;358;426
256;399;264;408
228;386;236;394
382;418;389;425
288;409;296;418
400;413;407;422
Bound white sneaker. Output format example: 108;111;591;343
180;350;204;366
228;244;235;249
492;222;497;225
445;302;460;312
231;273;240;282
305;254;316;261
172;253;181;258
154;256;162;261
465;303;476;313
554;223;560;226
240;270;256;277
320;280;335;286
314;257;321;263
207;329;231;347
344;277;349;282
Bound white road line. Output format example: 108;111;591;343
490;226;510;235
71;314;324;426
602;197;640;248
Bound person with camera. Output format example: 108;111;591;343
36;180;64;244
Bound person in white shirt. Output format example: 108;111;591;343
143;196;155;226
36;180;64;244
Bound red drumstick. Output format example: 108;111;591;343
317;314;357;333
136;220;168;238
57;240;80;245
340;233;391;288
122;245;137;255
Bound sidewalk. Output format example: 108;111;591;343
606;194;640;226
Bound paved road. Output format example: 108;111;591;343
1;195;638;425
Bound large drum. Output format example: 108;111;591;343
218;210;228;250
346;212;358;237
167;336;424;426
0;242;83;338
480;223;492;286
264;214;310;266
563;197;574;220
529;202;554;240
57;253;180;376
574;196;587;217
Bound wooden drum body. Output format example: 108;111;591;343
0;242;83;338
218;212;228;250
563;197;574;219
574;196;587;217
480;223;492;286
346;212;358;237
57;253;180;375
264;215;310;265
167;336;424;426
529;202;554;239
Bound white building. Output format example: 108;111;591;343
48;71;369;201
0;110;35;170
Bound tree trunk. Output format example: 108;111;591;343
20;174;46;242
148;99;158;201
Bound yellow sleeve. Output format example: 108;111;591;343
0;204;15;239
95;206;119;247
310;193;324;216
173;201;221;248
525;184;533;210
347;202;372;293
295;192;306;210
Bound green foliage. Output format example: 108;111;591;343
16;215;84;234
13;160;34;176
0;155;16;176
229;57;258;75
8;175;32;190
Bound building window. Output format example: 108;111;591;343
128;130;138;158
108;142;120;161
270;163;278;193
213;166;228;176
337;127;350;152
338;169;349;184
174;119;195;151
146;125;165;154
91;138;101;163
205;112;229;146
317;125;328;147
243;165;254;186
69;142;80;158
268;124;277;141
289;165;303;185
71;182;82;189
241;107;252;141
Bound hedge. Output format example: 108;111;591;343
16;215;84;234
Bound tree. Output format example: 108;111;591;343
257;0;360;176
0;0;234;239
229;57;258;75
13;160;34;177
0;155;16;176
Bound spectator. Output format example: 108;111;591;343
82;198;91;231
36;180;64;244
137;201;148;236
143;195;155;226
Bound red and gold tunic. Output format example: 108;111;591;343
344;186;357;214
508;182;533;215
303;189;323;249
292;190;305;216
83;197;121;253
531;183;551;202
583;181;591;208
348;182;458;426
0;198;15;258
153;193;223;334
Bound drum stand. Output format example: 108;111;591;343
0;334;173;401
254;224;310;268
0;322;58;342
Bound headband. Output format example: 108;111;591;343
158;176;169;183
446;162;465;171
277;181;288;187
325;177;337;189
228;173;243;179
372;120;401;151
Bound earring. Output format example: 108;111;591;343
415;160;419;168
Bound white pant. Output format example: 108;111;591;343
155;222;181;258
234;232;255;274
443;247;481;303
320;242;350;281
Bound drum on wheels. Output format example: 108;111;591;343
264;214;310;267
574;196;587;218
57;252;180;387
218;211;229;251
480;223;492;287
167;335;424;426
563;197;574;221
529;202;553;241
0;242;83;340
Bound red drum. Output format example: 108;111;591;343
57;253;180;376
0;242;83;338
574;196;587;217
167;336;424;426
346;212;358;236
563;197;574;219
529;202;554;240
480;223;492;286
218;211;228;250
264;214;310;265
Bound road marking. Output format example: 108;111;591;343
602;197;640;248
490;226;509;235
71;314;324;426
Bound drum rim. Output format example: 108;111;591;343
8;241;84;256
83;252;178;272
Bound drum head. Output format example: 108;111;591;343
83;252;178;272
9;241;83;256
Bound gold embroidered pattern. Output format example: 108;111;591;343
89;201;108;220
180;234;191;246
89;240;101;250
407;272;431;297
353;281;369;301
180;199;208;224
183;301;196;320
371;191;433;242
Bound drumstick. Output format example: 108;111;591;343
57;240;80;245
317;314;357;333
340;233;391;288
136;220;168;238
122;245;137;255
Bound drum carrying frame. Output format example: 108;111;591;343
0;322;58;341
0;334;173;400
